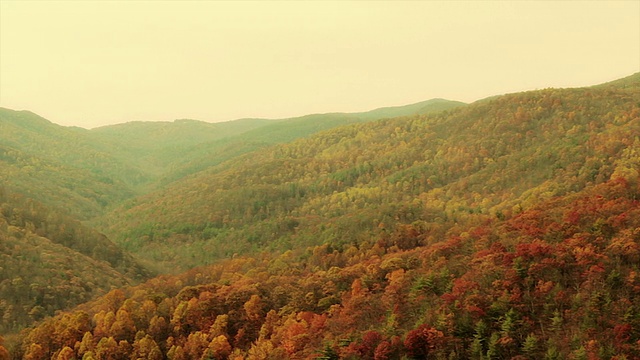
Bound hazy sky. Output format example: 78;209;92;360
1;1;639;129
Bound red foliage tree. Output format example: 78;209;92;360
403;324;444;359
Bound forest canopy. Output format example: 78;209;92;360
1;73;639;359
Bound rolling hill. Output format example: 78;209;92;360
0;98;465;216
0;97;464;338
13;160;640;359
0;109;139;219
87;98;465;188
2;73;639;359
96;74;640;272
0;186;150;334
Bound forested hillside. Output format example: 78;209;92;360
89;99;464;188
0;109;139;219
2;73;639;359
0;98;460;218
0;187;149;334
12;177;640;359
98;74;640;272
0;98;462;338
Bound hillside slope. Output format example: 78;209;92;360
6;73;640;358
0;187;149;334
1;98;464;217
0;98;466;335
93;98;465;187
86;118;274;185
98;74;640;271
14;177;640;359
0;109;139;219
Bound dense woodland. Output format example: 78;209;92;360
0;74;638;358
99;75;640;272
0;187;150;333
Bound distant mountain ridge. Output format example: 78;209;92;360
0;98;463;213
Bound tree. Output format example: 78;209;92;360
95;337;119;360
23;343;46;360
206;335;232;359
110;309;136;341
404;324;444;359
132;334;163;360
0;336;8;360
76;332;94;358
184;331;210;359
244;294;264;321
55;346;75;360
373;341;392;360
167;345;187;360
148;315;169;343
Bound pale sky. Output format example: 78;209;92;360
1;1;639;129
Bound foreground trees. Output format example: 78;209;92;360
13;178;640;359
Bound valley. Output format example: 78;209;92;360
1;74;639;359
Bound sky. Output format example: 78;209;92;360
1;1;639;129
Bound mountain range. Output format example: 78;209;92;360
1;73;639;359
